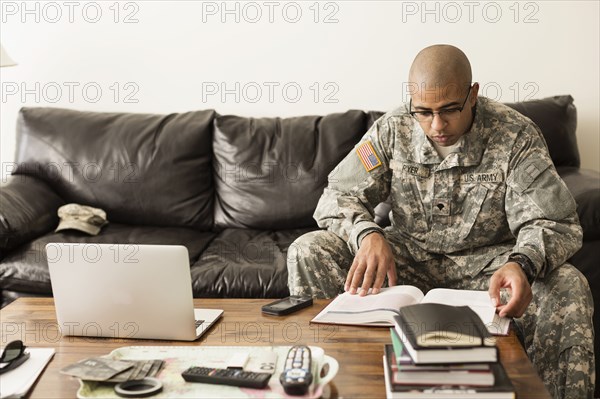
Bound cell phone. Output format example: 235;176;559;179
261;296;313;316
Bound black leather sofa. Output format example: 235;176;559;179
1;95;599;386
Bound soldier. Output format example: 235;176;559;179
287;44;594;399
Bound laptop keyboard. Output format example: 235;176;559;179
195;320;205;328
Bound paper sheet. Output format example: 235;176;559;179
0;347;55;399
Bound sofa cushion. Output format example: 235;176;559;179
14;107;216;230
190;228;314;297
212;110;367;230
0;224;216;295
557;167;600;240
0;175;64;253
505;95;579;168
366;111;385;130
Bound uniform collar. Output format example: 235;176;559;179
409;97;488;168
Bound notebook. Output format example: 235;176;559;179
47;243;222;341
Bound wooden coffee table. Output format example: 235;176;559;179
1;298;551;398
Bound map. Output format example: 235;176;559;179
77;345;338;398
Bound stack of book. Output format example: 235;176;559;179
383;303;516;398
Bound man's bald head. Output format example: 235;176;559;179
408;44;472;97
407;45;479;146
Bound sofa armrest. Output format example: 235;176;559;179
0;175;65;253
557;166;600;241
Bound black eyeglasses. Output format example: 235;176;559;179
0;340;30;375
409;85;473;122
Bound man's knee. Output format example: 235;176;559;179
537;263;593;309
287;230;349;266
532;263;594;352
287;230;351;298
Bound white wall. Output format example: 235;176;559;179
1;0;598;172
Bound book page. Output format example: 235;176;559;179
327;285;424;313
421;288;510;335
311;285;424;325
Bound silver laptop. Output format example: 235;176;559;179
46;243;223;341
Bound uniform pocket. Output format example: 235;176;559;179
390;169;429;235
459;184;489;240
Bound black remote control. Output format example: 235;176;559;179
279;345;313;395
181;366;272;389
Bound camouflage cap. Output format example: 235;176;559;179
55;204;108;236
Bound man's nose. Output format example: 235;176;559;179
430;113;447;131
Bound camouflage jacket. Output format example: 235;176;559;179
314;97;582;278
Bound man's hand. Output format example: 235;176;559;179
345;232;397;296
488;262;533;318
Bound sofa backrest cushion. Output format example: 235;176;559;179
213;110;367;230
504;95;579;168
14;107;216;230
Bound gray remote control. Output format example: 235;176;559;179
181;366;271;389
279;345;313;395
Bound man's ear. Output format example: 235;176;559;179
470;82;480;105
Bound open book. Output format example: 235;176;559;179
311;286;510;335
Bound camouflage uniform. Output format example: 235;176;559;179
287;97;595;399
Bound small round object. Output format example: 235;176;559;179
114;377;163;398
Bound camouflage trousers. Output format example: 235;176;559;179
287;230;595;399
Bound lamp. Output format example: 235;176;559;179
1;44;17;67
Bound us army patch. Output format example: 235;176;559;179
356;141;382;172
462;171;504;183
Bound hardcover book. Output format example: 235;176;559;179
383;350;516;398
392;306;498;364
396;303;496;348
384;345;494;387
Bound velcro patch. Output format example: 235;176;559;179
356;141;382;172
507;158;549;193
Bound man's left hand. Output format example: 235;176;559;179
488;262;533;318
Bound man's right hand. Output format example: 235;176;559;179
345;232;397;296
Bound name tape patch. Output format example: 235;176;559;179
401;163;430;179
356;141;382;172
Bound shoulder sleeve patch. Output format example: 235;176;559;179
356;141;382;172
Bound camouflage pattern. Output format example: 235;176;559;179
287;97;594;398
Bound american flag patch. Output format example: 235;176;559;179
356;141;382;172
